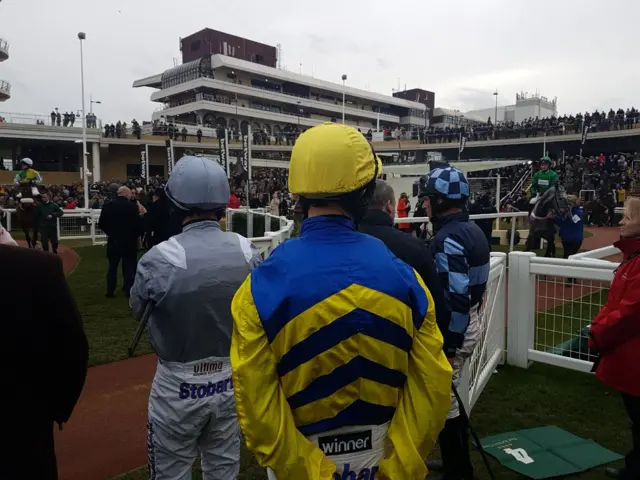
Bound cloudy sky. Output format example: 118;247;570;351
1;0;638;123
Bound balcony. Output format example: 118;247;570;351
0;80;10;101
149;77;402;124
152;94;384;131
0;38;8;62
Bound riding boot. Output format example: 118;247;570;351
439;416;474;480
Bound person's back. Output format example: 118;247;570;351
99;195;140;247
134;222;258;362
358;181;451;338
130;156;261;479
420;166;490;480
232;124;452;480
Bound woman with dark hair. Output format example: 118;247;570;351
590;197;640;479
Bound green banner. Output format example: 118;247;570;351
480;426;622;479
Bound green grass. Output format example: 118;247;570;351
112;364;629;480
69;246;153;366
535;289;608;353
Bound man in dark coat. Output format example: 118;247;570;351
358;179;451;339
98;185;142;297
145;187;172;247
0;246;88;480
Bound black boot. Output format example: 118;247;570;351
439;416;474;480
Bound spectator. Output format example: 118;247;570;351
589;197;640;480
98;185;142;298
228;190;241;209
0;245;88;480
269;190;281;216
396;192;410;233
556;194;584;284
36;191;64;254
358;179;450;336
145;187;172;247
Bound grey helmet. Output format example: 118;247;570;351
165;156;230;211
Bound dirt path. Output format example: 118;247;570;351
55;355;157;480
54;227;621;480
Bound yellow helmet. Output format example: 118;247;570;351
288;123;382;198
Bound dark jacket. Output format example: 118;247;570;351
359;209;451;343
469;200;497;248
36;201;63;227
145;197;172;246
0;246;88;479
98;196;142;251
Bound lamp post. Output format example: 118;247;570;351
78;32;89;210
90;94;101;114
493;89;499;125
341;74;347;124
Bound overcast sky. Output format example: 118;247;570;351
1;0;639;123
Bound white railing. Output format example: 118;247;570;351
506;251;617;373
569;245;620;261
227;207;294;258
394;211;530;251
459;253;507;414
1;207;294;258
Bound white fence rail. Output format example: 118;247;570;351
460;253;507;414
1;207;294;259
394;211;530;251
506;251;617;374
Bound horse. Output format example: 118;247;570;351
526;185;571;256
15;182;40;248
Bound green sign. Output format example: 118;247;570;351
480;426;622;479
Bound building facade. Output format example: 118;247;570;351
180;28;277;67
133;33;428;136
464;92;558;125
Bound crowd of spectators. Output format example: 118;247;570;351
378;107;640;144
48;108;99;129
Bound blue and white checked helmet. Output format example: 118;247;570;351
423;167;470;200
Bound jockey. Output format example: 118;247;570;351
530;156;558;201
13;158;43;185
129;156;262;480
419;166;491;480
231;123;452;480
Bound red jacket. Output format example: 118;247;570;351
227;194;241;209
589;237;640;396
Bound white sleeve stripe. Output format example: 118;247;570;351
234;233;256;264
156;237;188;270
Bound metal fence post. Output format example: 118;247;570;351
57;216;61;240
226;209;233;233
507;251;536;368
247;208;254;238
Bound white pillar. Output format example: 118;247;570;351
506;252;536;368
91;142;101;181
